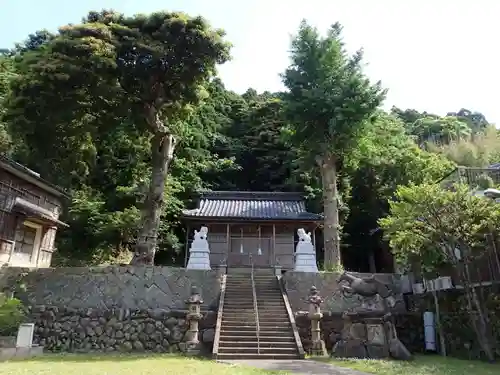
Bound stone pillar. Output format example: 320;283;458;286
184;285;203;354
307;286;327;356
294;228;319;272
186;226;211;270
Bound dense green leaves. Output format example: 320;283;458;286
3;10;232;264
379;182;500;360
379;183;500;273
282;21;387;158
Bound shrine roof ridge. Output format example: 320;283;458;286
182;190;322;221
198;191;306;201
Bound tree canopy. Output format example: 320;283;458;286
0;10;497;273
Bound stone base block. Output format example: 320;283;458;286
310;340;328;357
294;256;319;273
0;346;44;361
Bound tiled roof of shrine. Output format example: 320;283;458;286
182;191;322;221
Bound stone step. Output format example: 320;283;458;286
224;294;283;299
219;340;297;348
219;329;295;337
222;311;287;317
221;324;291;331
216;353;300;360
227;269;275;275
223;306;285;312
219;334;296;343
226;280;277;283
224;289;281;294
225;289;278;293
224;294;282;299
222;318;288;324
226;275;277;279
218;346;298;354
224;302;286;313
223;306;285;311
226;285;281;295
225;296;283;301
226;280;276;284
222;312;288;319
220;323;291;331
224;299;284;303
224;300;285;304
222;319;289;326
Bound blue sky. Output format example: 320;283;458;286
1;1;499;124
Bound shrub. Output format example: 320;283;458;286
0;293;25;336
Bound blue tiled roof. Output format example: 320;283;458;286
182;191;322;221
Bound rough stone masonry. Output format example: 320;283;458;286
0;266;222;353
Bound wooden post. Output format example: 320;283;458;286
312;226;316;248
184;223;190;268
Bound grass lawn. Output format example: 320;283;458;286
0;354;288;375
323;355;500;375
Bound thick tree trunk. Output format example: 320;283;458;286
318;153;341;269
130;123;176;265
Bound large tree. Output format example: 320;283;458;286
6;10;230;264
281;20;386;267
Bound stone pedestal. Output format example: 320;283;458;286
331;310;412;360
294;229;318;272
186;226;211;270
184;286;203;355
308;286;327;356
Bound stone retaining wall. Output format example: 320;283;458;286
0;266;221;354
30;306;216;353
0;266;221;310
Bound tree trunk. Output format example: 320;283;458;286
130;130;176;265
461;261;496;362
318;153;341;268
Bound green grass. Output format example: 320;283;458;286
319;355;500;375
0;353;288;375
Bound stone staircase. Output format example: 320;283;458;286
215;269;302;360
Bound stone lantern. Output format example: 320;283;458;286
307;286;327;356
184;285;203;354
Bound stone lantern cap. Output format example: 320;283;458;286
307;286;324;306
185;285;204;305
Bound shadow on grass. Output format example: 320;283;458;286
10;352;215;363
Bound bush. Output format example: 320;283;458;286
0;293;25;336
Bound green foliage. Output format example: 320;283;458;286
0;293;25;336
281;20;386;267
379;183;500;273
4;10;232;264
0;54;15;153
428;126;500;167
343;113;455;269
476;174;495;190
411;116;472;145
282;20;386;160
